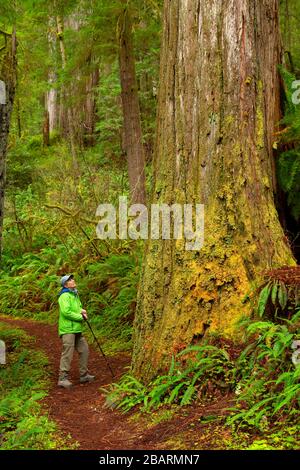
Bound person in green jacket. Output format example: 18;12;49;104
58;274;95;389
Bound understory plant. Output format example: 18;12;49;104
0;245;142;352
104;343;235;413
227;311;300;431
0;323;75;449
105;274;300;440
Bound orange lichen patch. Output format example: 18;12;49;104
179;252;252;337
191;288;217;302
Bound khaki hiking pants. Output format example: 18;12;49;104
59;333;89;378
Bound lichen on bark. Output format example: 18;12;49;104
132;0;296;383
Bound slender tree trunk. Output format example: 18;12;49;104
58;88;67;136
0;28;17;258
84;59;99;147
118;2;147;205
46;79;58;133
65;14;85;149
16;97;21;138
56;15;80;175
43;109;50;146
284;0;292;52
282;0;295;72
46;69;58;134
132;0;296;382
46;21;58;134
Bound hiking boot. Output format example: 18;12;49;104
58;375;73;389
80;373;95;383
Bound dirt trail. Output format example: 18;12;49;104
0;316;151;450
1;316;234;450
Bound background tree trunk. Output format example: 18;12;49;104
56;15;80;175
118;2;147;205
84;58;99;147
46;77;58;133
45;21;58;135
132;0;296;382
43;109;50;146
0;29;17;258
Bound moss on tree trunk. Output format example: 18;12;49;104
132;0;296;382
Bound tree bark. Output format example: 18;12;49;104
56;15;80;175
16;97;21;138
0;28;17;259
46;20;58;134
118;2;147;205
43;109;50;146
46;76;58;133
84;56;99;147
132;0;296;382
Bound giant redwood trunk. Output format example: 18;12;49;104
119;3;147;205
132;0;296;382
0;29;17;258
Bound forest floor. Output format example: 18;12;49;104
0;316;240;450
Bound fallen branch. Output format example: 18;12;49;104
45;203;103;257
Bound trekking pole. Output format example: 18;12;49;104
84;317;115;378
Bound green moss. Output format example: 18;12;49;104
256;81;265;149
262;175;271;189
224;115;235;126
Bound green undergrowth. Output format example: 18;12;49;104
104;343;235;413
277;67;300;222
156;419;299;450
104;289;300;450
0;322;76;449
1;130;143;354
79;250;142;353
0;245;142;354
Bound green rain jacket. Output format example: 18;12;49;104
58;288;83;336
